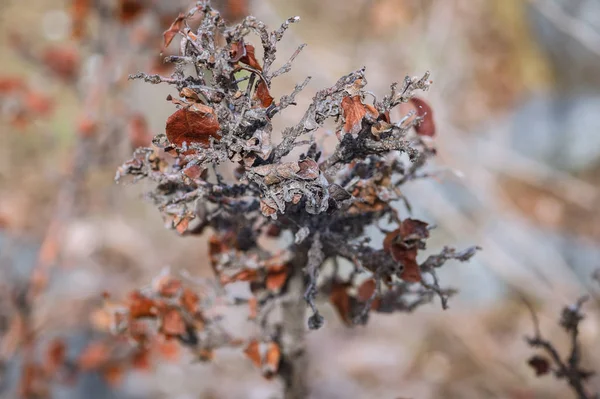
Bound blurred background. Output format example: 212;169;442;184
1;0;600;398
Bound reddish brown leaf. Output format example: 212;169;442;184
410;97;435;137
71;0;91;39
160;308;186;337
240;44;262;71
165;104;221;148
131;347;151;370
329;282;352;325
260;200;277;217
45;338;66;375
229;41;246;62
163;13;185;48
383;219;429;283
179;87;201;103
102;364;123;387
127;114;152;149
0;77;24;94
223;0;249;22
254;80;274;108
357;279;376;302
265;266;288;292
118;0;145;23
221;269;259;285
399;218;429;241
78;342;110;370
397;249;421;283
183;164;205;180
297;159;320;180
128;291;157;319
528;355;550;376
341;95;378;135
42;46;79;81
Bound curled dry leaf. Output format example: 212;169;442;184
340;95;378;136
239;44;262;71
254;81;274;108
163;13;186;48
165;104;221;148
243;340;281;378
383;219;429;283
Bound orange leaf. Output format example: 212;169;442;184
410;97;435;137
128;291;157;319
180;288;199;314
263;342;280;378
340;95;378;135
165;105;221;148
243;340;261;368
160;308;186;337
265;266;288;292
163;13;185;48
254;81;273;108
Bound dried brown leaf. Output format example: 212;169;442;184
165;104;221;148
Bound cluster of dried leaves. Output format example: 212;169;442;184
525;296;598;399
114;0;478;387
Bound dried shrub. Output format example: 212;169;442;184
114;1;479;398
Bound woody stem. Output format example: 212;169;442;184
279;248;309;399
